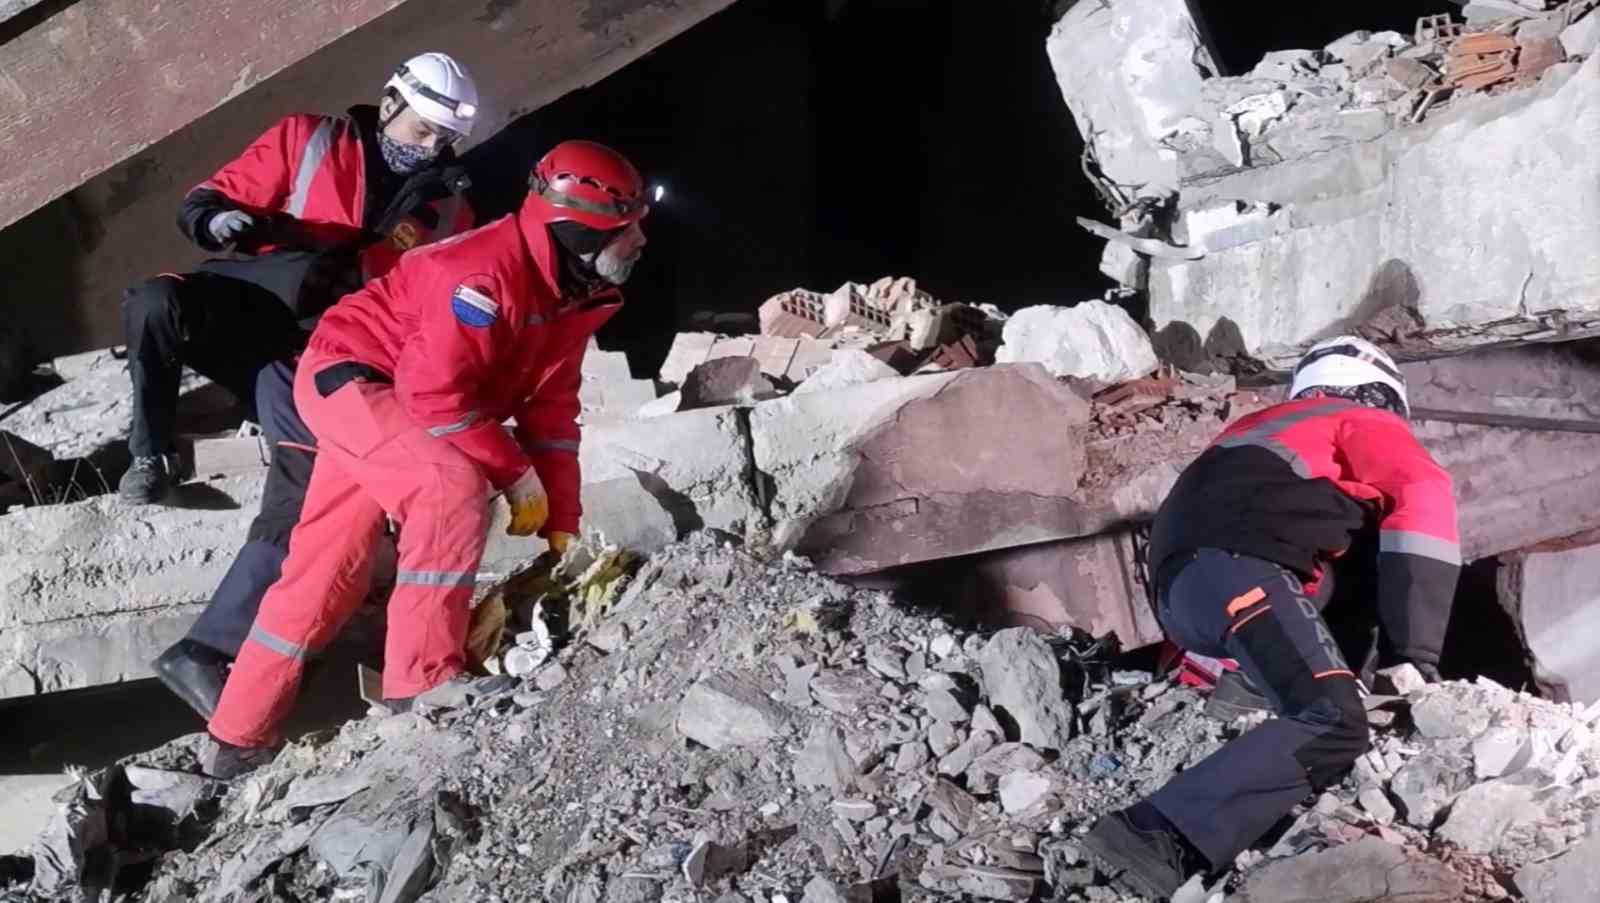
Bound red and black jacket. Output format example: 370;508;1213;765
177;105;473;281
1149;397;1461;664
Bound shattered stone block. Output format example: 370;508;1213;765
1473;726;1534;779
995;301;1158;385
1390;749;1475;827
680;357;777;409
1046;0;1216;198
794;723;857;792
675;672;789;750
751;365;1091;570
1438;779;1547;854
977;629;1074;752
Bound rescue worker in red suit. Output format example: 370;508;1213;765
1081;336;1461;899
200;141;648;777
143;54;481;721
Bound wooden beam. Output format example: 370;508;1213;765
0;0;417;232
0;0;739;356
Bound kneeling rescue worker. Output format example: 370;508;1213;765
1082;336;1461;898
200;141;650;777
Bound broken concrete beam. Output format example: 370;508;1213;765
995;301;1160;385
1498;539;1600;705
577;404;761;544
0;474;265;698
1151;52;1600;367
1045;0;1217;200
750;365;1093;572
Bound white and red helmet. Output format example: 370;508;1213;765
1290;335;1408;416
386;52;479;139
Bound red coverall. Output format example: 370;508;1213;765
208;208;620;747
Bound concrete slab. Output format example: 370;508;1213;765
752;364;1093;572
1150;54;1600;366
1498;541;1600;705
0;774;72;856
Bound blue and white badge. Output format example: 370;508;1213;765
451;283;499;328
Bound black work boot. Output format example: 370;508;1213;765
153;639;231;720
384;673;517;714
118;453;180;504
1205;668;1273;722
1081;805;1209;900
199;734;278;780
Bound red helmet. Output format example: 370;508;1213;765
524;140;648;230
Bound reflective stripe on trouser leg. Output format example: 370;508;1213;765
1148;554;1368;868
269;348;493;702
380;464;488;699
207;448;386;748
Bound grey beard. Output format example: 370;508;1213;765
593;249;639;285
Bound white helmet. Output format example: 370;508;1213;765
385;52;479;138
1290;335;1408;415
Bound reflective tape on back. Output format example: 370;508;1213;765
286;119;339;218
1215;403;1343;478
1380;530;1462;565
529;439;580;454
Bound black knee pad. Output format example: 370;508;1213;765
1294;680;1370;790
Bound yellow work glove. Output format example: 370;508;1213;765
505;468;549;537
546;531;575;556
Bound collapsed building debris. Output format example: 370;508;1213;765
8;334;1600;702
7;538;1600;902
1050;0;1600;368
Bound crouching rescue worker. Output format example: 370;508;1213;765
146;53;482;719
200;141;649;778
1082;336;1461;898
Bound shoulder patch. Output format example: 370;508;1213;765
451;280;499;328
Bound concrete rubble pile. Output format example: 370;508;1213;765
1049;0;1600;368
7;537;1600;902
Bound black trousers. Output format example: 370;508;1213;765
122;272;303;458
186;361;315;657
1148;549;1370;868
